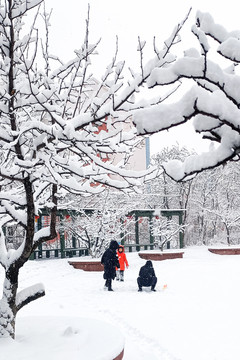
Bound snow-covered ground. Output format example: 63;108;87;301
1;246;240;360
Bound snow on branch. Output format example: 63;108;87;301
133;89;198;135
33;226;50;243
196;11;240;46
16;283;45;312
134;11;240;180
1;200;27;227
163;144;235;181
11;0;43;19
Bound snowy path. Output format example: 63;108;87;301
19;254;175;359
2;246;240;359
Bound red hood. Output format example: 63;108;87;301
118;245;125;253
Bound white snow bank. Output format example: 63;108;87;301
1;316;124;360
2;247;240;359
138;249;184;254
208;244;240;249
68;256;101;262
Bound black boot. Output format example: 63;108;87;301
107;279;113;291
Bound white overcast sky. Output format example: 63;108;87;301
44;0;240;155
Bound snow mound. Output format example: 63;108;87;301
1;316;124;360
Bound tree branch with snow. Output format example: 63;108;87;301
16;283;45;312
133;11;240;181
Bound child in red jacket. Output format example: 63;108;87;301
116;245;129;281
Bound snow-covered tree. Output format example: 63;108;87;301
0;1;189;338
198;162;240;245
150;145;195;208
213;163;240;244
133;11;240;181
149;145;195;245
151;211;185;251
58;207;136;258
185;167;220;245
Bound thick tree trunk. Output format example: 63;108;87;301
0;268;19;338
0;265;45;339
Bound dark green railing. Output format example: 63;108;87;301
31;247;89;260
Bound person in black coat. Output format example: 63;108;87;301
137;260;157;292
101;240;120;291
